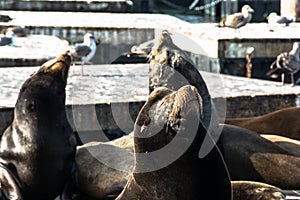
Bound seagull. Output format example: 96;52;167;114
266;42;300;86
68;33;98;75
267;12;295;26
2;26;28;37
219;5;254;32
0;14;13;22
0;30;15;46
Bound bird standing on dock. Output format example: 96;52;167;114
68;33;98;75
267;12;295;27
0;14;13;22
2;26;28;37
0;30;15;46
266;42;300;86
219;5;254;31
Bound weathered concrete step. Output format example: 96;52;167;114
0;11;175;64
284;190;300;199
0;63;300;136
0;34;71;67
0;0;134;12
2;11;300;75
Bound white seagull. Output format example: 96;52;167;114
266;42;300;86
219;5;254;29
218;5;254;37
267;12;295;26
69;33;98;75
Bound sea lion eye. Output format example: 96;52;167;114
27;101;35;111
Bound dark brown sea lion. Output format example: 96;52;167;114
232;181;285;200
75;134;133;199
261;134;300;156
115;86;231;200
0;53;77;199
218;124;300;189
75;132;292;199
148;30;221;158
225;106;300;140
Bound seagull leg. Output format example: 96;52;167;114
291;74;295;86
281;73;285;85
81;62;84;76
71;63;76;76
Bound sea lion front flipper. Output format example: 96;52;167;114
60;164;77;200
0;166;22;200
59;181;74;200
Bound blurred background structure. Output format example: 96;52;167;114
0;0;286;22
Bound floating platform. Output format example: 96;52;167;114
1;11;300;79
185;23;300;81
0;63;300;139
0;34;70;66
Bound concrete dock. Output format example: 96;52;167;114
0;63;300;140
0;34;70;66
1;11;300;137
1;11;300;71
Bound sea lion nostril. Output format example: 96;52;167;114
63;53;71;65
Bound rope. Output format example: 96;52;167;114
158;0;223;12
189;0;200;9
193;0;223;11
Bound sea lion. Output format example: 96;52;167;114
115;86;231;200
148;30;221;158
232;181;285;200
261;134;300;156
225;106;300;140
75;134;133;199
218;124;300;189
75;30;226;199
0;53;77;199
75;131;291;199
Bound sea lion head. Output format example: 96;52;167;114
14;53;71;134
134;85;204;172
